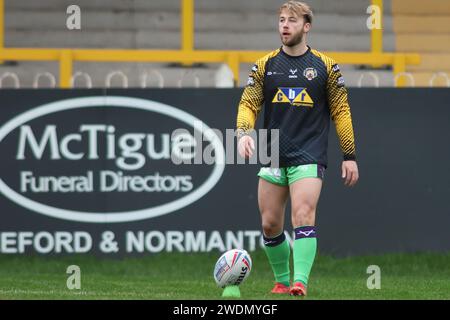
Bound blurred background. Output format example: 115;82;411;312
0;0;449;88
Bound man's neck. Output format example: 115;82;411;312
282;42;309;57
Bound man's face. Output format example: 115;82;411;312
278;9;310;47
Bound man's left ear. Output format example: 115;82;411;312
304;22;311;33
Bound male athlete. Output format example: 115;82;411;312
236;1;359;296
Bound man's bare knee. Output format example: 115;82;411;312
262;216;283;237
292;203;316;227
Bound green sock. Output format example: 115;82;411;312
263;232;291;286
293;226;317;286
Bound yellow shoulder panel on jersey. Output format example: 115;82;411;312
236;48;281;133
311;49;357;159
310;49;335;73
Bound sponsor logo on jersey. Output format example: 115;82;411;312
267;71;284;76
251;64;258;73
247;76;255;86
332;64;340;73
272;87;314;107
337;76;345;87
289;69;298;79
303;67;318;81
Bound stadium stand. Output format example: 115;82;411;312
392;0;450;87
1;0;442;88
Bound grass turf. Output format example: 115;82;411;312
0;250;449;299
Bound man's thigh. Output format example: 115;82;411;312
289;178;323;226
258;178;290;231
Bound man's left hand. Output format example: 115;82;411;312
342;160;359;187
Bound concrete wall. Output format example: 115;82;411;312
2;0;396;87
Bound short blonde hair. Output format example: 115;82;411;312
279;1;313;24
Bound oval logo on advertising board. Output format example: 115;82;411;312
0;96;225;223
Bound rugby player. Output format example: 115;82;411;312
236;1;359;296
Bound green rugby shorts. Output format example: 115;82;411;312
257;164;325;186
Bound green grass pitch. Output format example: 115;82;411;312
0;250;449;299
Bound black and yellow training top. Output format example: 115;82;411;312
236;46;356;168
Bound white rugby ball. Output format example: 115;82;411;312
213;249;252;288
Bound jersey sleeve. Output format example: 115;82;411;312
326;60;357;161
236;58;266;135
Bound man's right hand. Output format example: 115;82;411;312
238;135;255;159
